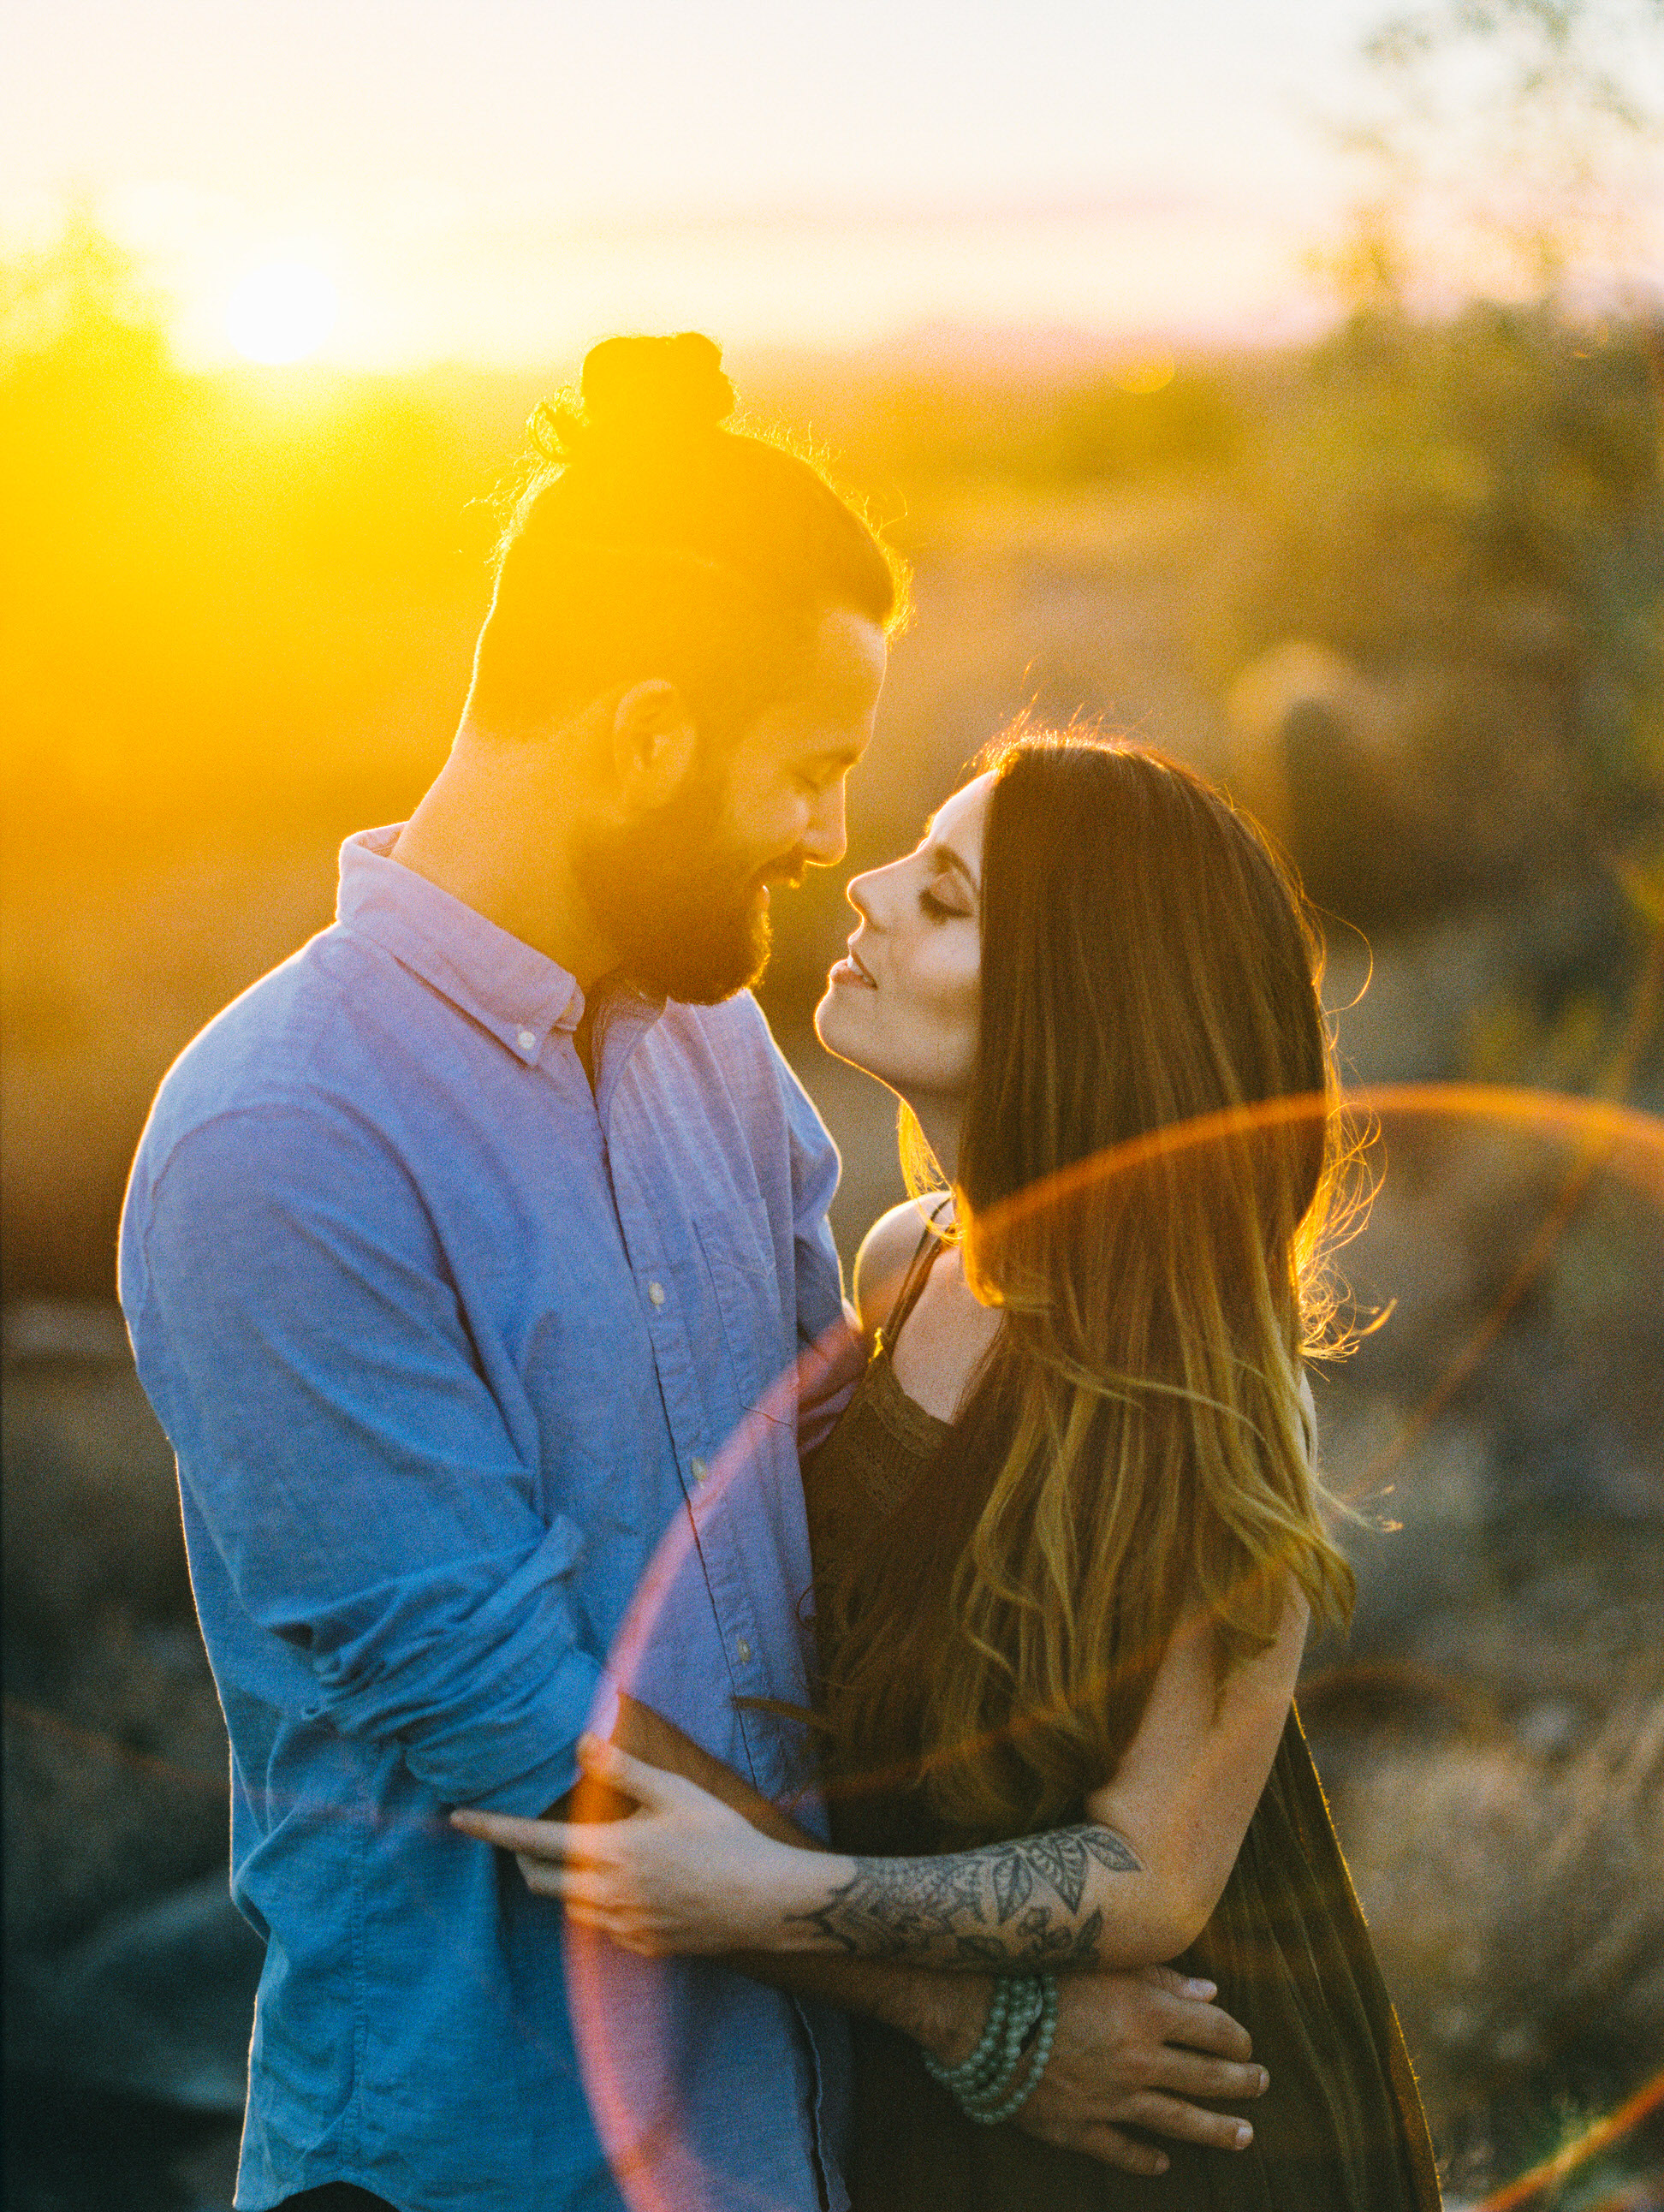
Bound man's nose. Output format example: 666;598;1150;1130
803;780;847;867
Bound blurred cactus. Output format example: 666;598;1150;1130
1215;302;1664;925
1212;0;1664;931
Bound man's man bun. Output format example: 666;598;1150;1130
582;332;734;434
475;324;906;739
531;332;735;462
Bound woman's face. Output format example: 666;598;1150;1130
813;770;991;1109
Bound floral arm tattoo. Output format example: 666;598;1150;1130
787;1824;1146;1967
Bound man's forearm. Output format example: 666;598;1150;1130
729;1944;989;2066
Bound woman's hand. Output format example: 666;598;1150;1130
449;1734;805;1956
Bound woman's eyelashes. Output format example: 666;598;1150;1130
918;883;970;922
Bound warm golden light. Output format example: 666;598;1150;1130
1117;351;1176;394
225;261;338;365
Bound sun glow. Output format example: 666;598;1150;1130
225;261;339;365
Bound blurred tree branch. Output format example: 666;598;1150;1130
1321;0;1664;307
0;197;167;368
1211;0;1664;963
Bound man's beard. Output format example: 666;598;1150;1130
573;774;793;1005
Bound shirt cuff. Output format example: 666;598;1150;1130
455;1644;609;1816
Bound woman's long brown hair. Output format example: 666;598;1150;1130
817;734;1364;1840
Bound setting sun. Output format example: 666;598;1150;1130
225;261;338;365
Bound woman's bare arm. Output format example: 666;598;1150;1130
776;1594;1306;1970
851;1196;945;1339
562;1696;1134;1984
784;1819;1149;1967
471;1590;1303;1974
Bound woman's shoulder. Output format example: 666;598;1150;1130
852;1195;953;1341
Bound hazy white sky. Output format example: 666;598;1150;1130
5;0;1657;364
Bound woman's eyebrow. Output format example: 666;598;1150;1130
924;839;979;896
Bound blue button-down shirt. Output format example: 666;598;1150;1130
119;826;859;2212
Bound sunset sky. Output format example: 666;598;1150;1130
7;0;1661;367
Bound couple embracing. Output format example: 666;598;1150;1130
121;332;1441;2212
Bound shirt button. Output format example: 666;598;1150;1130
690;1457;707;1484
735;1638;752;1663
516;1028;536;1050
648;1281;666;1306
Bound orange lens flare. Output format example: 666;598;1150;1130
1473;2066;1664;2210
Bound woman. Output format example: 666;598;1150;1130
466;736;1441;2209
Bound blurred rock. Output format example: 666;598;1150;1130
3;1305;227;1926
3;1629;232;1957
3;1301;134;1361
0;1299;259;2197
2;2070;243;2212
10;1873;262;2114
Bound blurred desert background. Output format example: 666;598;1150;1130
4;1;1664;2206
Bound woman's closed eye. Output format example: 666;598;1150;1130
919;885;970;922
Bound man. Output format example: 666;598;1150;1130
121;333;1264;2210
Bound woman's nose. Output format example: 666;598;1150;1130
849;854;909;926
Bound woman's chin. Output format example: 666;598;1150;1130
811;985;843;1055
813;983;877;1074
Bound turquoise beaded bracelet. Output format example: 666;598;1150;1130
921;1974;1026;2104
923;1972;1059;2125
966;1974;1059;2125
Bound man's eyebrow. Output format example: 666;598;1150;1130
802;742;865;769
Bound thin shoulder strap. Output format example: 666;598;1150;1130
877;1195;954;1352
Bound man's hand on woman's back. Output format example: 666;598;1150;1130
1016;1962;1267;2174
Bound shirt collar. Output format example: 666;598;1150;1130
336;825;586;1065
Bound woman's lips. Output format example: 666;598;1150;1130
829;945;877;989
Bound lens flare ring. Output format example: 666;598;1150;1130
575;1082;1663;2209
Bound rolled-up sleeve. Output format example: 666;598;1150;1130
126;1099;602;1815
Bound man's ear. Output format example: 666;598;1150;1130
609;679;698;814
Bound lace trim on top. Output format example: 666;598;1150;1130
866;1335;954;1454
